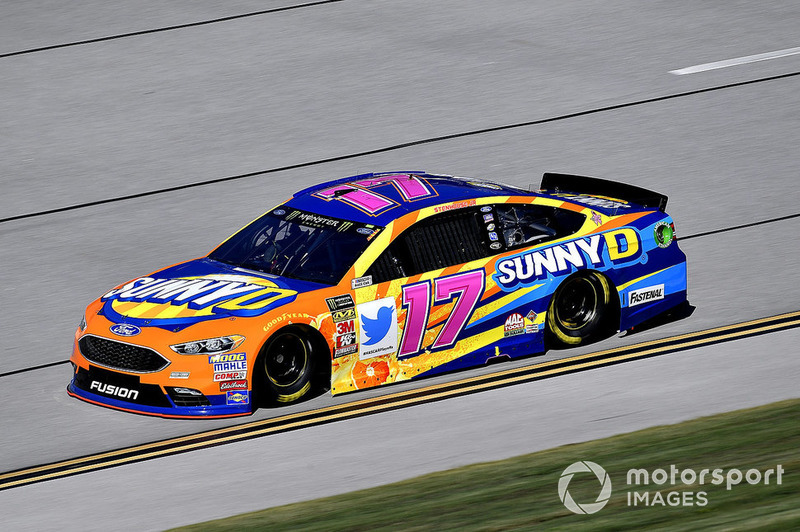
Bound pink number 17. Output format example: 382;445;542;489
398;270;485;359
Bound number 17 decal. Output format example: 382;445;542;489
398;270;485;359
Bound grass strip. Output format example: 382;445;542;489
174;398;800;531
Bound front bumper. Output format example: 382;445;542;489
68;364;252;419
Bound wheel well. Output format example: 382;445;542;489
256;324;331;388
545;269;620;345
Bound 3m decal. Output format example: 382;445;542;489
628;284;665;307
101;274;297;326
357;297;398;360
398;270;485;359
494;228;641;291
336;319;355;335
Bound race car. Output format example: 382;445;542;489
68;172;687;418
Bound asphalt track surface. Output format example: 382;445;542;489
1;1;799;529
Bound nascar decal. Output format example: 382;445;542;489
101;274;297;326
493;228;641;291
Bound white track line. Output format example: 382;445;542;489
670;46;800;75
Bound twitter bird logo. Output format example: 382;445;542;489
361;304;394;345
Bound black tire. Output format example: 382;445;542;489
257;328;317;404
547;271;613;346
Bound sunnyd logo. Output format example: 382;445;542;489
101;274;296;327
558;461;612;515
494;228;641;291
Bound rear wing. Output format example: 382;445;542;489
540;173;668;212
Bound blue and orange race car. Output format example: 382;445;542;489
68;172;687;418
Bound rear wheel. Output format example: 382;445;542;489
547;272;613;346
257;328;316;404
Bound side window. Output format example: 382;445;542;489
494;204;585;251
367;209;489;283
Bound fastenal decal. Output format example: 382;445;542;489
493;228;641;291
628;284;665;307
101;274;297;327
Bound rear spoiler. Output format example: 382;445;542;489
539;173;668;212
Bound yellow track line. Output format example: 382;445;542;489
2;310;799;489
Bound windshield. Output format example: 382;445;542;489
208;207;382;285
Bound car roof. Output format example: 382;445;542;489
284;172;537;225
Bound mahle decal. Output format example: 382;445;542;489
494;228;641;291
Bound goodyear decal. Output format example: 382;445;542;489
101;274;297;327
493;228;642;291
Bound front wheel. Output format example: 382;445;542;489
257;329;316;404
547;272;613;346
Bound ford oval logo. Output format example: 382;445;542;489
110;324;141;336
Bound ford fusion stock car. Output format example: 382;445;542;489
68;172;687;417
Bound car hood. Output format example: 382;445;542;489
98;258;327;331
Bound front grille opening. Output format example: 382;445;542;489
79;335;170;373
166;387;211;407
